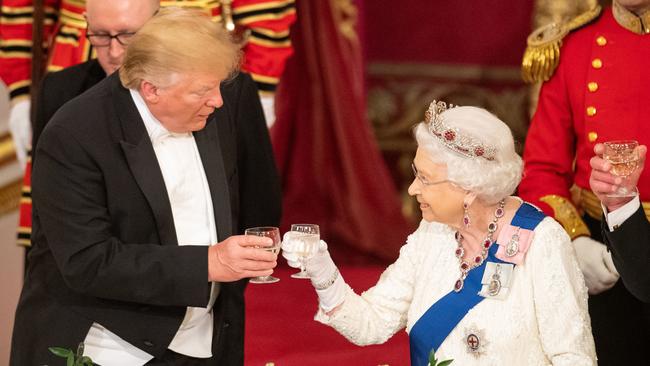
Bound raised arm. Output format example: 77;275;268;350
282;227;431;345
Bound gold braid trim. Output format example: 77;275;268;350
521;5;602;83
0;133;17;166
0;179;21;218
59;7;87;28
540;194;591;240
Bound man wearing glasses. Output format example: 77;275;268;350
11;6;282;365
28;0;282;256
31;0;159;151
14;0;159;257
6;0;295;254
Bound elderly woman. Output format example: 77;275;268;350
282;101;596;365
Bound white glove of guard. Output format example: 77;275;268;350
572;236;619;295
8;100;31;168
282;232;346;311
259;94;275;128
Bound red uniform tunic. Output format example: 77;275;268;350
520;5;650;365
520;6;650;239
1;0;296;101
0;0;59;104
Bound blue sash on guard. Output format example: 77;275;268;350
409;203;545;366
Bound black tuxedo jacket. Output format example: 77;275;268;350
32;59;106;153
11;70;281;365
602;207;650;303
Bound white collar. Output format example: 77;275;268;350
129;89;190;145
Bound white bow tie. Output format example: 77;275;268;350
151;129;191;146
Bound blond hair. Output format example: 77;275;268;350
120;7;241;89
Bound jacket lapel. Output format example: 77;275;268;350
110;73;178;245
193;108;232;241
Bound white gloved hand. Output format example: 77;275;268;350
259;94;275;128
281;231;303;268
282;232;346;311
573;236;619;295
7;100;31;168
602;245;619;277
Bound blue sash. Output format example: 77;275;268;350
409;203;545;366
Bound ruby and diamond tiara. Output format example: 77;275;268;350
424;100;497;161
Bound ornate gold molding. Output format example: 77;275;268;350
332;0;359;43
368;63;522;82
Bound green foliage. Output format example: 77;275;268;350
428;348;453;366
49;343;94;366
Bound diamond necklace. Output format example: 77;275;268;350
453;198;506;292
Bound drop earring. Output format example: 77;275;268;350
463;202;471;228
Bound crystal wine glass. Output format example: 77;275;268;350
603;140;640;198
245;226;281;284
289;224;320;279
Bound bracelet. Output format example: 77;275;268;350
313;268;340;290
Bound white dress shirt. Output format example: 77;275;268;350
602;195;641;232
83;89;219;365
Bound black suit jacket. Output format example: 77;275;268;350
11;70;281;365
602;207;650;303
32;59;106;153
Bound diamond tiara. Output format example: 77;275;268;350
424;100;497;161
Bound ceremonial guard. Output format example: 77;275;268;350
520;1;650;365
0;0;295;248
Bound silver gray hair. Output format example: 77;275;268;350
413;105;523;204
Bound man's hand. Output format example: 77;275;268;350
589;143;646;211
207;235;278;282
573;236;619;294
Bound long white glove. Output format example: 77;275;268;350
8;100;31;168
282;232;346;311
573;236;619;295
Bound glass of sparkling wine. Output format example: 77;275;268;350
603;140;640;198
245;226;281;284
290;224;320;279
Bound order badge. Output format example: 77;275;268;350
478;262;514;300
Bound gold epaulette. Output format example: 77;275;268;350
539;195;591;240
521;5;602;83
